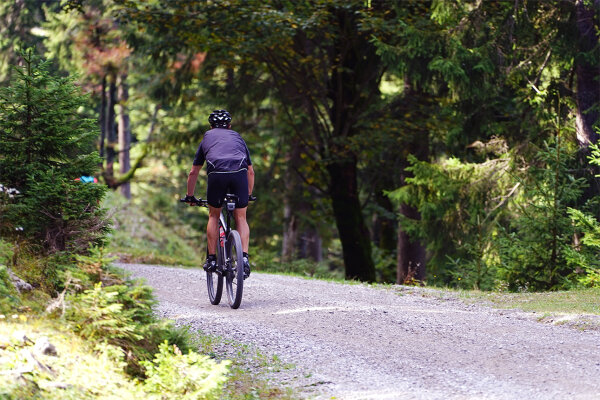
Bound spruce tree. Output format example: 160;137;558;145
0;48;109;254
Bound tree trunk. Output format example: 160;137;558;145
99;75;106;160
118;73;131;199
299;225;322;262
282;201;297;262
396;203;426;284
372;191;396;252
282;140;323;263
282;140;300;262
105;73;117;185
394;84;430;284
574;0;600;147
327;159;375;282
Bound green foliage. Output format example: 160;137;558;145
372;246;396;283
0;265;20;313
0;48;110;254
252;250;344;280
0;239;232;399
568;209;600;287
103;191;204;266
388;144;513;289
13;250;81;294
63;259;194;376
23;0;598;291
496;141;588;291
141;341;230;400
0;239;13;266
0;1;51;83
0;320;142;400
66;282;144;343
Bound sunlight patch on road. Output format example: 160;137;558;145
331;389;500;400
330;389;430;400
275;306;351;315
274;305;473;315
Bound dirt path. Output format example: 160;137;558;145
117;263;600;400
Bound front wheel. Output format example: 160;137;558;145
225;230;244;309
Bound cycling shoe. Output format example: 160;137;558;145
203;258;217;273
243;256;251;279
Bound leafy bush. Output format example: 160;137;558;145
141;341;230;400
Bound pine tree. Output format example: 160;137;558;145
0;48;109;253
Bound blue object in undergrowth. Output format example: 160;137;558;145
78;176;97;183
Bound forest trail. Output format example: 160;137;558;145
117;263;600;400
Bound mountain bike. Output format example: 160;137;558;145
181;194;252;309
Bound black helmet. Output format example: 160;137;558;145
208;109;232;128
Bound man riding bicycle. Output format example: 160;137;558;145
184;110;255;279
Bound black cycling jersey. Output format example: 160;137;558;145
193;128;252;174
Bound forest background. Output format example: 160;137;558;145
1;0;600;294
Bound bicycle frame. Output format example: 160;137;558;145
181;193;253;309
219;197;237;239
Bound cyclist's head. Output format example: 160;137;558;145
208;109;232;128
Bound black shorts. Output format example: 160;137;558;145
207;169;249;208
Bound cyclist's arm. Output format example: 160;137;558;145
247;165;255;196
187;164;201;196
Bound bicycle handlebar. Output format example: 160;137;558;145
180;197;208;206
180;195;256;207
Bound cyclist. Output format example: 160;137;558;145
184;110;255;279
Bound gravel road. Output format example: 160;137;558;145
117;263;600;400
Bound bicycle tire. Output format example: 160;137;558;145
225;229;244;309
206;236;224;305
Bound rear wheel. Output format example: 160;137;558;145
207;235;223;305
225;230;244;309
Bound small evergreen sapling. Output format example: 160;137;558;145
0;48;109;254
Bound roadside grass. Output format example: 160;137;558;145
390;283;600;330
191;329;301;400
252;250;345;282
455;287;600;315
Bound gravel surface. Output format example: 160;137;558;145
116;263;600;400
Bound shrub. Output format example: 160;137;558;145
64;276;195;377
568;208;600;287
495;142;587;291
141;341;230;400
388;148;512;289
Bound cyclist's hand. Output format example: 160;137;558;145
181;195;199;204
249;194;257;202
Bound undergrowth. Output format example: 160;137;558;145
1;240;302;399
1;244;231;399
103;192;203;266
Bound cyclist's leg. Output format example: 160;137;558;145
207;205;221;255
229;170;249;252
234;207;249;253
206;172;226;256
